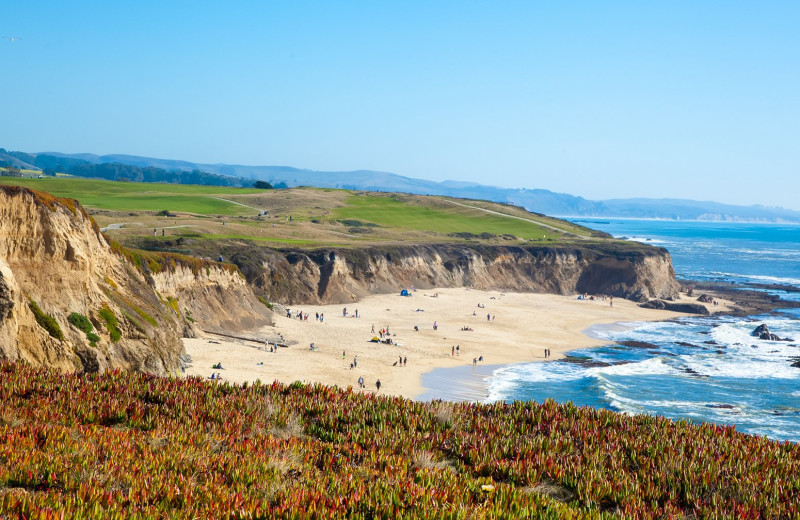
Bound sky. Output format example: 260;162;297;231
1;1;799;209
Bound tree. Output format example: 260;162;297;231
253;180;274;189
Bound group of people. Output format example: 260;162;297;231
543;348;551;358
210;362;224;380
472;356;484;366
342;307;359;318
356;376;381;392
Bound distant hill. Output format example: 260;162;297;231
5;148;800;222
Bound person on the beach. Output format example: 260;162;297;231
343;307;347;317
343;350;346;359
403;356;407;366
371;324;375;333
376;379;381;392
358;376;364;388
355;309;359;318
487;313;491;321
354;356;358;368
456;345;460;356
433;321;438;330
399;355;403;365
473;357;477;366
451;345;455;356
479;356;483;362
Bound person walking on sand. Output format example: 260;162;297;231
473;357;477;366
343;350;346;359
487;313;491;321
371;324;375;333
456;345;460;356
354;356;358;368
376;379;381;392
358;376;364;389
451;345;455;356
403;356;407;366
433;321;438;331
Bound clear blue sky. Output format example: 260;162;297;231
1;1;798;209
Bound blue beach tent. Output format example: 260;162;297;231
400;289;410;296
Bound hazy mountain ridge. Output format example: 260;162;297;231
6;149;800;222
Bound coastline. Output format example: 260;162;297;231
182;287;731;400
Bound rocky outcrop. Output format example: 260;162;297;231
0;186;272;374
752;324;793;342
243;243;681;305
639;300;710;315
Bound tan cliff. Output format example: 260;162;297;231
246;243;681;305
150;263;272;335
0;186;272;373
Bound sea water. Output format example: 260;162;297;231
486;219;800;442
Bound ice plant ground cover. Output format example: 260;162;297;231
0;363;797;519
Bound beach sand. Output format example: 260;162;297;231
183;288;731;400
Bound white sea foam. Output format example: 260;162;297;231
590;357;679;377
707;271;800;287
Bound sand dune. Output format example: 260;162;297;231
183;288;729;400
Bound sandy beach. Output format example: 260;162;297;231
183;288;730;400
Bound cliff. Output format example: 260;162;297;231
150;263;272;334
0;186;272;373
235;243;681;305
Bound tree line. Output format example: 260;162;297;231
0;149;285;189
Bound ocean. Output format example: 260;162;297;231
482;219;800;442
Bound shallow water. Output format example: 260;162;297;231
485;219;800;442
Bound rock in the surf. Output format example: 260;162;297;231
752;323;794;342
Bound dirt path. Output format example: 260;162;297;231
442;199;588;239
208;196;262;213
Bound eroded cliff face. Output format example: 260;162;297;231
0;186;272;374
252;244;680;305
151;264;272;334
0;186;184;373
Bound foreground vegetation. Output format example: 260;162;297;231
0;363;797;519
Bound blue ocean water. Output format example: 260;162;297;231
486;219;800;442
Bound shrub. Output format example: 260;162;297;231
67;312;93;334
68;312;100;346
28;300;63;340
98;305;122;342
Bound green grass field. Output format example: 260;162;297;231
332;193;554;239
0;177;260;215
0;176;604;246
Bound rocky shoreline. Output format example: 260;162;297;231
677;279;800;317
